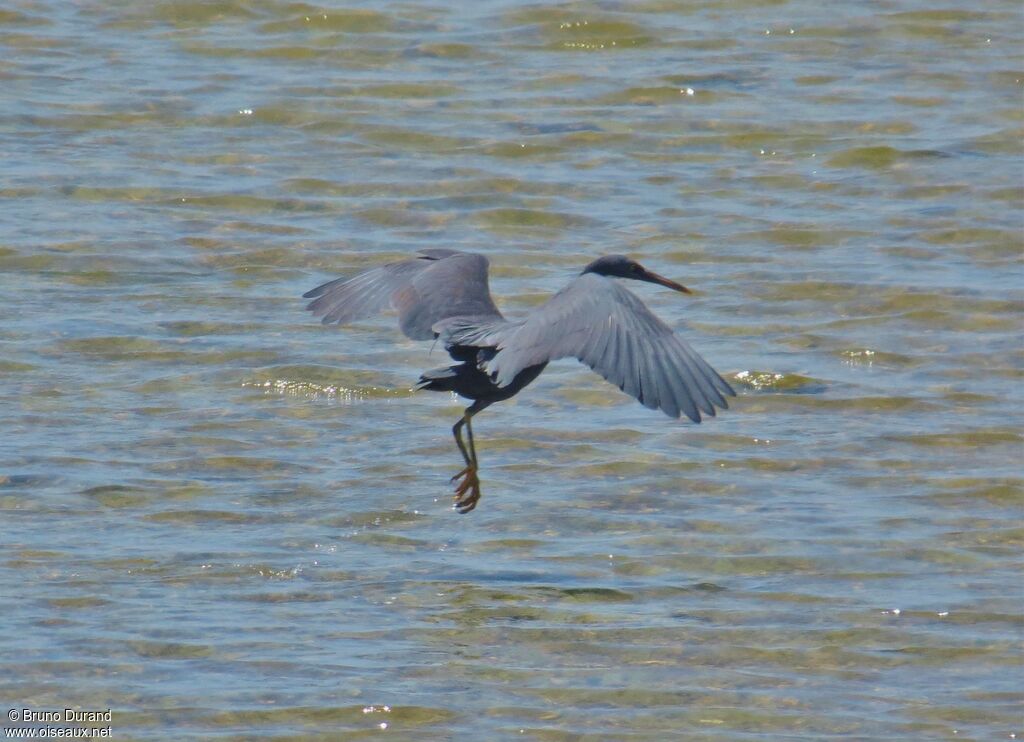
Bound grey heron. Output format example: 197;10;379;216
304;250;734;513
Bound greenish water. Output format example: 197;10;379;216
2;0;1022;739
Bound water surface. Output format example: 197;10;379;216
1;0;1022;739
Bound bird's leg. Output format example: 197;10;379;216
450;407;483;513
450;416;473;481
464;414;478;466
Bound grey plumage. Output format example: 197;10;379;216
304;248;502;340
430;269;734;422
305;249;735;512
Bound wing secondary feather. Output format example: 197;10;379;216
304;249;503;340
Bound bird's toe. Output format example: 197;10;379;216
451;467;481;513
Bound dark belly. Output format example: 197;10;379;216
417;348;547;404
451;360;547;403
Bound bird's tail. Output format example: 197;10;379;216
415;364;461;393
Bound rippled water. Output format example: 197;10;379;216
2;0;1022;739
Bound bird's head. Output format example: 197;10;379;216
582;255;691;294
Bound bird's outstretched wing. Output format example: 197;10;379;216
304;249;503;341
440;272;734;422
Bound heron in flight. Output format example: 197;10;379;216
304;250;734;513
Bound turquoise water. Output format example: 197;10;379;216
1;1;1022;739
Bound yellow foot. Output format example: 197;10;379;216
451;465;482;514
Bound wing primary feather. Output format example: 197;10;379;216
652;347;686;420
581;317;614;378
647;347;677;417
635;335;659;411
303;276;342;300
620;321;638;398
677;342;732;409
667;342;718;417
665;346;702;422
